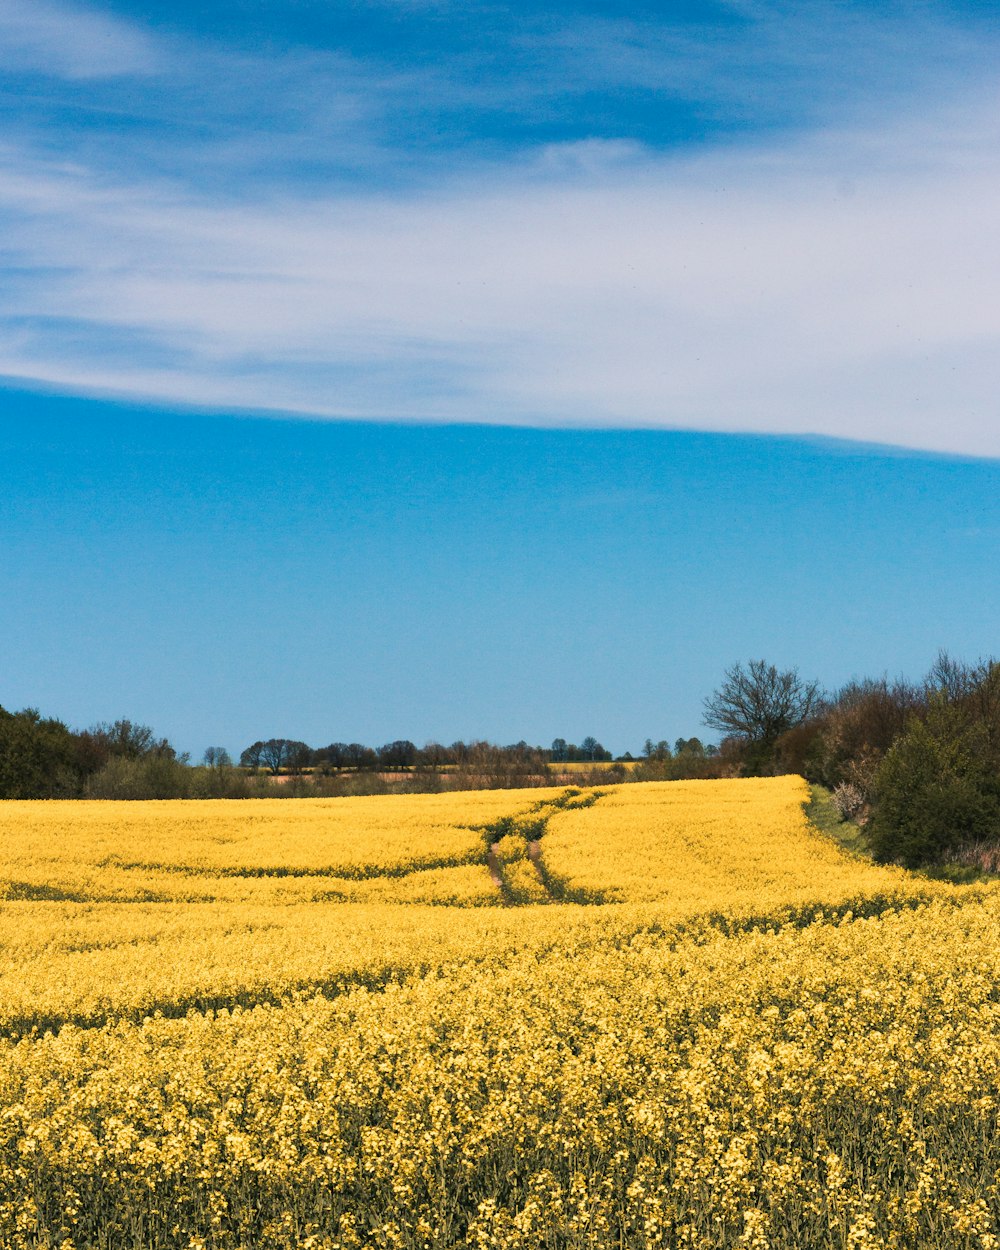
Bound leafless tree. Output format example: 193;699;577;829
703;659;823;747
202;746;232;768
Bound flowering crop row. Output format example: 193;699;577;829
2;898;1000;1247
0;778;996;1246
539;777;931;908
0;780;973;1033
0;790;567;893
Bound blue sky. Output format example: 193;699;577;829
2;1;999;755
4;394;1000;757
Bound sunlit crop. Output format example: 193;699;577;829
541;776;921;911
0;789;566;887
0;779;996;1247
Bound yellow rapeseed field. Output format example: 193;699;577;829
0;778;997;1247
541;777;919;909
0;790;568;893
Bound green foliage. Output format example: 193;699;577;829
0;706;82;799
868;698;1000;868
85;754;194;800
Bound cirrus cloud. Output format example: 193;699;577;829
1;0;999;457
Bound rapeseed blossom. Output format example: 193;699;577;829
0;778;995;1246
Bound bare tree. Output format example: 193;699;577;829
378;740;417;770
703;660;823;747
84;720;174;761
202;747;233;769
257;738;310;774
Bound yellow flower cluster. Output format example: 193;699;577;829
0;899;695;1035
0;778;996;1247
0;790;566;905
542;776;910;908
2;900;1000;1247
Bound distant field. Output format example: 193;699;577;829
551;759;638;771
0;779;996;1248
263;759;634;780
0;789;565;902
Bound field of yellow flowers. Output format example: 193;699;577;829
1;778;998;1247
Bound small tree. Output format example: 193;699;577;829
240;741;265;770
255;738;311;774
315;742;350;769
674;737;706;758
343;742;378;771
202;747;232;769
378;740;417;770
703;659;823;774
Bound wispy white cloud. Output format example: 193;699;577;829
0;0;159;78
3;89;1000;456
517;1;998;135
1;2;999;456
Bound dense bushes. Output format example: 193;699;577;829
632;736;741;781
867;698;1000;867
0;707;82;799
0;710;193;801
803;657;1000;870
801;676;921;800
709;653;1000;871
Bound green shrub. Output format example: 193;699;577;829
85;754;193;800
869;699;1000;868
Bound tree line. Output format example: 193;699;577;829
8;651;1000;872
0;713;633;800
237;736;617;774
0;711;190;800
0;702;752;801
